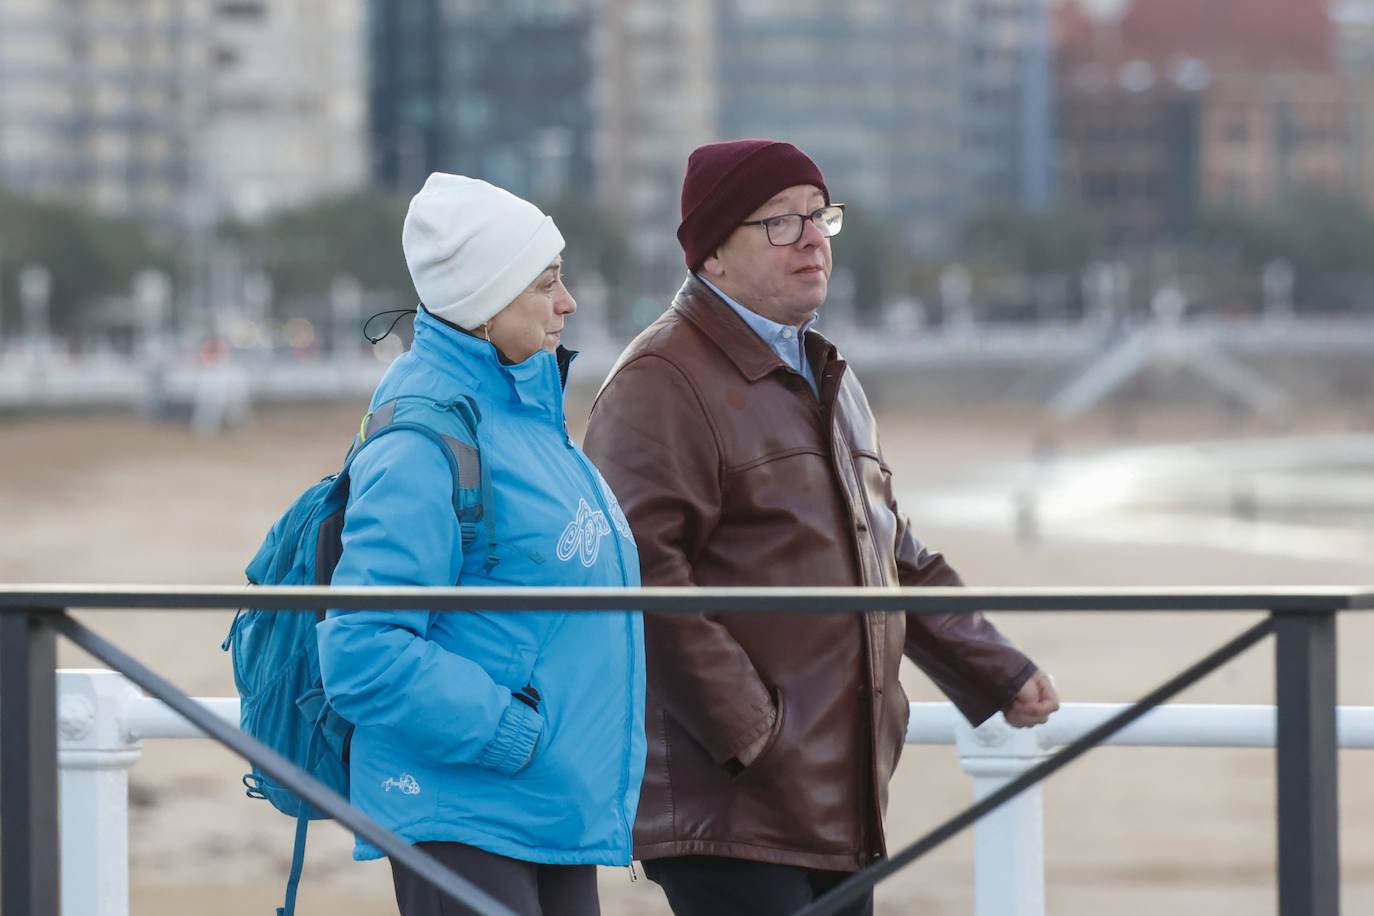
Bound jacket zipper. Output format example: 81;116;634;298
819;360;884;861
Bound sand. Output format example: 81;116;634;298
5;392;1373;915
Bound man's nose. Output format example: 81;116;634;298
796;215;827;247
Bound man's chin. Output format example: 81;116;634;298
797;284;828;311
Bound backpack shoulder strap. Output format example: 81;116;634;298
344;395;497;569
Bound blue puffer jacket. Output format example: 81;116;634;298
317;308;645;865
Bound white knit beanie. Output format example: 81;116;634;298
401;173;565;330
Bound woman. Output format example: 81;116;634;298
317;173;645;916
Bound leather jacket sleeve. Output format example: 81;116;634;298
893;501;1037;726
585;355;777;764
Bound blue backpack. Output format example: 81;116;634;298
222;394;494;916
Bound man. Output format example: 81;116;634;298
583;139;1059;916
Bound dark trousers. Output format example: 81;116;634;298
642;855;874;916
390;841;600;916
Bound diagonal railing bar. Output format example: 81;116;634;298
47;611;518;916
798;615;1277;916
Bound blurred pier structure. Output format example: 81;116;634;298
6;307;1374;426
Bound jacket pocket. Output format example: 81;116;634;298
731;686;787;783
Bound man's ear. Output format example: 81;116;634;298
701;251;725;279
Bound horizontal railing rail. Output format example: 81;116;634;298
61;681;1374;916
117;696;1374;749
4;583;1374;612
5;584;1372;915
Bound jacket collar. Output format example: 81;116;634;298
411;307;574;407
672;273;835;384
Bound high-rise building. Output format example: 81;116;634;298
1056;0;1353;244
368;0;595;200
592;0;1055;294
960;0;1055;215
1330;1;1374;206
1334;0;1374;79
713;0;969;256
0;0;213;225
591;0;718;294
0;0;367;226
207;0;368;223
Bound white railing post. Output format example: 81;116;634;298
955;714;1049;916
57;670;143;916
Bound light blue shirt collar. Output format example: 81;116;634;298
699;276;819;394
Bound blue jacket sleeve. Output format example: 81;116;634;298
316;430;542;773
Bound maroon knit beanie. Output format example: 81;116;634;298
677;139;829;271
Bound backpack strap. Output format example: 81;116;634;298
277;813;309;916
346;395;498;570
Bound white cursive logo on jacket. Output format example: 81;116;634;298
381;773;421;795
557;498;612;567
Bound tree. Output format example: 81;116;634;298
827;202;903;322
958;203;1102;276
225;188;635;328
1194;187;1374;311
222;188;415;307
536;190;631;329
0;189;172;338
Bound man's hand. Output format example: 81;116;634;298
1003;669;1059;728
733;706;778;768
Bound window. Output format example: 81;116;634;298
216;2;265;19
1227;173;1248;204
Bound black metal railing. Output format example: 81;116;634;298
3;584;1370;915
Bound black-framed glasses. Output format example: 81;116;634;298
739;204;845;246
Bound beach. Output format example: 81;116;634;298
5;392;1373;915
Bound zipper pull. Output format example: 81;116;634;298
628;861;639;883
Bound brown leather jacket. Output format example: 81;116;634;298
583;276;1036;871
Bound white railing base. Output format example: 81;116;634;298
57;670;1374;916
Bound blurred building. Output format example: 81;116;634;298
207;0;368;224
591;0;718;294
1334;0;1374;78
1056;0;1355;245
0;0;213;225
591;0;1054;297
715;0;1053;255
368;0;595;200
1198;70;1351;209
0;0;367;227
711;0;965;258
961;0;1055;214
1331;1;1374;206
361;0;1057;300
